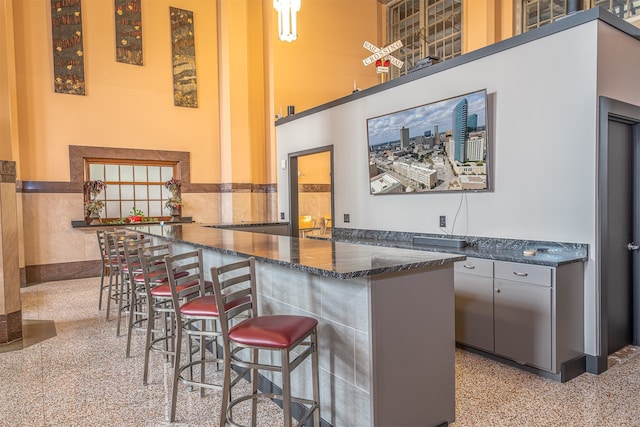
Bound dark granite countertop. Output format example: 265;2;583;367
130;223;465;279
329;229;588;267
208;221;289;228
71;217;193;228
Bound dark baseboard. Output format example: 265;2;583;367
586;354;608;374
25;260;101;285
560;354;587;382
457;344;586;383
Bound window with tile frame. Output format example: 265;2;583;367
86;160;179;220
386;0;462;79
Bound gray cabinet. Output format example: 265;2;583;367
454;258;494;352
494;262;554;370
454;258;584;375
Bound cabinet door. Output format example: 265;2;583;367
494;279;552;371
454;273;494;352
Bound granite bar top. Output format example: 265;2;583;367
331;228;588;267
130;223;465;279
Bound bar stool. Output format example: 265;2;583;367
121;236;152;357
164;249;223;422
113;233;150;337
96;230;109;310
135;241;177;385
103;230;136;324
210;257;320;427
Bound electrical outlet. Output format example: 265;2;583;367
280;212;285;220
344;213;350;223
439;216;446;227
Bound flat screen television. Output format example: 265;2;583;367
366;89;489;195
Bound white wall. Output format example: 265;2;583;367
591;21;640;355
276;19;640;356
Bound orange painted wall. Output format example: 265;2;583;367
7;0;518;185
272;0;382;115
464;0;514;54
12;0;220;183
298;151;331;184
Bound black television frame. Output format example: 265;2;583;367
366;89;490;195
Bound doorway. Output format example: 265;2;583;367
288;146;334;238
597;97;640;373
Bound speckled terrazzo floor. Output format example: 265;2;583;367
1;277;640;427
0;277;285;427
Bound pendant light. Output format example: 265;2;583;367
273;0;301;42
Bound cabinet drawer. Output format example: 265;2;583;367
494;261;552;286
455;258;494;277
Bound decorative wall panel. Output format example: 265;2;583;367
169;7;198;108
115;0;143;65
50;0;85;95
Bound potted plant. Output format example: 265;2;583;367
83;180;107;225
85;179;107;199
165;178;181;196
164;178;183;221
84;200;105;225
128;207;144;223
165;196;183;221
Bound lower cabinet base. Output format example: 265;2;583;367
457;344;586;383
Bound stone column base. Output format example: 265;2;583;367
0;310;22;343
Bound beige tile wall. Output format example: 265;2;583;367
20;192;277;269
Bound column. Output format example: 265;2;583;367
0;0;22;343
216;0;272;223
0;161;21;343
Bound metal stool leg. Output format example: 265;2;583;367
282;348;292;427
98;261;106;310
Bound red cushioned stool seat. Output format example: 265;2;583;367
150;278;210;298
229;315;318;349
179;294;251;317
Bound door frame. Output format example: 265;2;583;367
595;96;640;373
288;145;334;237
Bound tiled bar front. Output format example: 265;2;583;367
141;225;462;427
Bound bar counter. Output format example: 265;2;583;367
133;223;464;427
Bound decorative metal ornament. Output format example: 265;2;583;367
170;7;198;108
115;0;143;66
51;0;86;95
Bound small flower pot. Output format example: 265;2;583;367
170;208;181;222
128;215;143;223
89;212;101;225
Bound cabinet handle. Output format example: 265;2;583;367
513;271;529;277
495;288;501;293
463;264;476;269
